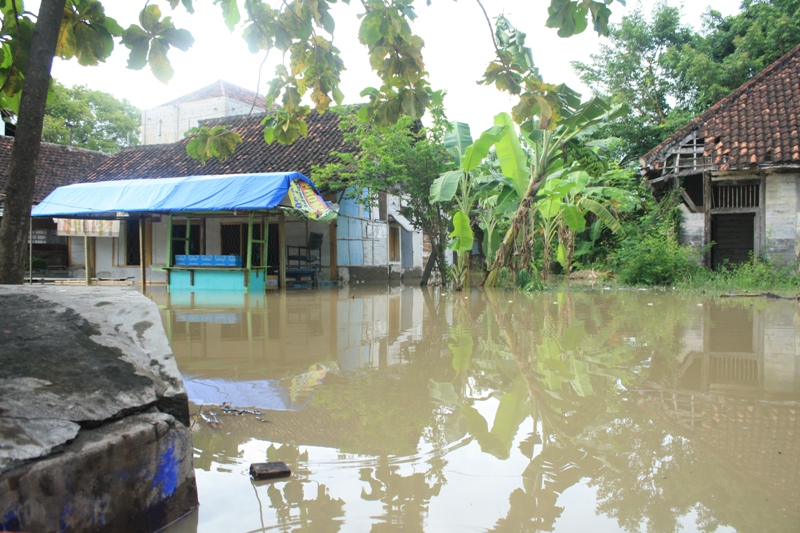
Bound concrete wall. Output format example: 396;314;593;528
680;204;705;248
0;286;197;532
764;173;800;265
141;97;264;145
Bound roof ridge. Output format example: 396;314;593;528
641;42;800;165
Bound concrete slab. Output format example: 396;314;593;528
0;285;196;532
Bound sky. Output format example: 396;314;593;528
41;0;741;134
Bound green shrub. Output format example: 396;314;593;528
23;256;48;271
516;268;544;291
612;234;701;286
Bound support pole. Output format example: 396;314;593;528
28;218;32;284
139;217;147;290
278;212;287;289
84;235;90;286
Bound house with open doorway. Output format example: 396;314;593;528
29;81;425;288
640;43;800;268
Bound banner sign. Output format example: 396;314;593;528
56;219;120;237
287;181;337;221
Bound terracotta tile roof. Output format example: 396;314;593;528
86;110;354;182
158;80;266;110
641;43;800;173
0;138;108;203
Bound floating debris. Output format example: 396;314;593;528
250;462;291;480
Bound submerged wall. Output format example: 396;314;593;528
0;286;197;532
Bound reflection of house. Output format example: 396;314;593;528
675;301;800;396
641;44;800;267
0;138;108;268
28;82;425;286
645;299;800;510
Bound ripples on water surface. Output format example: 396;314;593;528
149;287;800;533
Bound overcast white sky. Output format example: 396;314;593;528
41;0;740;133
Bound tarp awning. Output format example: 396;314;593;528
31;172;336;219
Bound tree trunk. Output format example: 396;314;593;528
420;240;437;286
481;174;547;287
0;0;66;284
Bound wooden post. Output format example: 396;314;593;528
278;212;287;289
139;217;147;290
703;172;712;267
330;220;338;283
166;214;173;268
84;235;91;286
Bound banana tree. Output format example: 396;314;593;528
483;97;627;286
535;170;625;278
430;120;512;290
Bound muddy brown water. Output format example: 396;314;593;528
149;286;800;533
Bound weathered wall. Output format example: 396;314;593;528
680;204;705;248
764;173;800;265
0;286;197;532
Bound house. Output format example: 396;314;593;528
28;82;425;288
0;138;108;268
640;43;800;268
140;79;268;145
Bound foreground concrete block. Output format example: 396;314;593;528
0;413;197;532
0;286;197;532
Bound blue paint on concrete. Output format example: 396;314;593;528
1;507;22;531
152;440;179;499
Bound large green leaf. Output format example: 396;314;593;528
461;125;505;173
492;112;528;197
537;195;562;219
449;211;474;253
430;170;462;203
579;197;624;235
561;204;586;232
444;121;472;163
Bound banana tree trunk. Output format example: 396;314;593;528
481;174;547;287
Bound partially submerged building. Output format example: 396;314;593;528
12;81;425;288
640;44;800;268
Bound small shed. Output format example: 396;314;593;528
31;172;336;291
640;43;800;268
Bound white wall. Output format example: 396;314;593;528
141;97;265;145
764;173;800;264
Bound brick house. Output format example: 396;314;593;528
0;138;108;268
640;44;800;268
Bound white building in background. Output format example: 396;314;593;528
140;80;267;145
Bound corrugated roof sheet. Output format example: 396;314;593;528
158;80;266;109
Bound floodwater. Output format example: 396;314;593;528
149;286;800;533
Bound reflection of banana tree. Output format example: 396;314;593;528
359;455;443;531
258;444;345;531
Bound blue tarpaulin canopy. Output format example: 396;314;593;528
31;172;332;218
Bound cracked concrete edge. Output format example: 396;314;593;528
0;412;198;533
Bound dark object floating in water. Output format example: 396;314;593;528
250;462;291;480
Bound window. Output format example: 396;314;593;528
221;222;263;266
171;221;201;265
389;224;401;262
125;220;140;266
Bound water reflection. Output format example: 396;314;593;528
150;287;800;533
